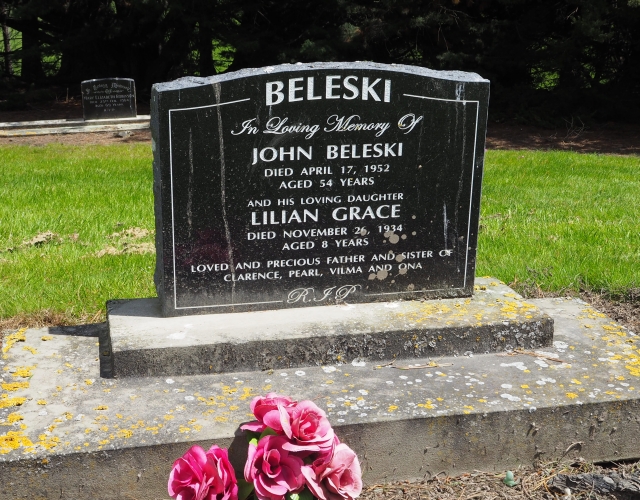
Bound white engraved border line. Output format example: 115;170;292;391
168;94;481;306
167;98;285;310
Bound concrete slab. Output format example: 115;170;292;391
0;116;150;137
1;297;639;499
105;279;554;377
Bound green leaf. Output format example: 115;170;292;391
237;478;255;500
249;437;258;447
298;488;314;500
259;427;279;440
245;430;260;444
287;488;313;500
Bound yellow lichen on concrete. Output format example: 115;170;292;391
129;420;145;429
22;346;38;355
12;366;36;378
0;394;27;409
583;307;606;319
624;348;640;377
2;328;27;354
41;335;54;341
238;386;257;401
36;434;60;450
0;431;34;454
499;300;537;319
1;381;29;391
7;413;23;424
197;396;218;406
602;325;627;337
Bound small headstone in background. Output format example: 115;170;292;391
151;62;489;317
81;78;137;120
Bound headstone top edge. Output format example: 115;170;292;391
152;62;488;93
81;77;135;85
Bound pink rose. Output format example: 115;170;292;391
241;393;296;434
301;443;362;500
244;435;305;500
282;400;335;455
168;445;238;500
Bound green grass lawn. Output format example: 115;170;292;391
477;150;639;297
0;144;638;324
0;144;155;323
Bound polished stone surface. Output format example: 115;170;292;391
81;78;136;120
151;62;490;316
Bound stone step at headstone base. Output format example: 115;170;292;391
103;278;553;378
1;297;638;500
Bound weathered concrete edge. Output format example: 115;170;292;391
3;296;640;500
105;279;554;378
2;399;638;500
105;315;554;378
0;122;150;137
0;116;151;129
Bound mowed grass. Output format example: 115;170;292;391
0;144;155;323
0;144;638;324
478;150;640;296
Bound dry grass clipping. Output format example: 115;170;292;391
95;226;154;257
360;459;639;500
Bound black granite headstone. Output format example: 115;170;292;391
81;78;137;120
151;62;489;316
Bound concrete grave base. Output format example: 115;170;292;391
2;294;640;499
0;116;150;137
104;279;553;377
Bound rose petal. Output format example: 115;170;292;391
241;421;267;433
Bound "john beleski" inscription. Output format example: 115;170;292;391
151;62;489;316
